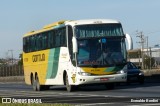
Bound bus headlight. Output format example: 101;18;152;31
78;72;91;76
117;70;127;74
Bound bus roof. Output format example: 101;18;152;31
65;19;120;26
23;19;120;37
23;20;68;37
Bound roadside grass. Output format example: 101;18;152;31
0;104;72;106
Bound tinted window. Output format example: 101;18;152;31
75;24;124;38
23;27;67;53
128;62;137;69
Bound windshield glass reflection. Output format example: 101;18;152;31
77;37;126;67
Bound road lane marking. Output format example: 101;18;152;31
0;89;128;99
130;103;160;106
75;103;115;106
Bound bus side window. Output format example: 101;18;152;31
60;28;67;47
23;38;27;53
48;31;52;48
28;37;32;52
35;35;39;51
31;35;35;52
38;34;42;51
26;37;29;52
55;29;60;47
49;30;55;48
42;33;47;50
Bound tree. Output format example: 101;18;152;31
18;53;23;66
143;54;155;69
0;58;7;67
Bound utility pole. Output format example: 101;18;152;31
146;36;149;69
136;31;145;69
149;47;152;70
8;50;13;65
146;36;149;56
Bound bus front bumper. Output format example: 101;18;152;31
75;73;127;85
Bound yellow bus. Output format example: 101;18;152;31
23;19;133;92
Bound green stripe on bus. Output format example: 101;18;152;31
46;48;60;79
104;66;123;72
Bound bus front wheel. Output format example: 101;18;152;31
65;74;75;92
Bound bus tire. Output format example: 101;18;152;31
65;74;75;92
35;75;43;91
32;76;37;91
36;75;41;91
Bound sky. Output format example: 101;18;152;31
0;0;160;59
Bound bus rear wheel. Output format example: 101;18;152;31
32;76;37;91
32;75;43;91
65;74;75;92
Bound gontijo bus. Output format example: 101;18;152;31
23;19;133;92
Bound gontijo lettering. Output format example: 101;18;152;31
32;54;45;62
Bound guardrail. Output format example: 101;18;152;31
0;65;23;77
140;69;160;83
0;66;159;83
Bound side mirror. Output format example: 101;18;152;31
72;36;78;53
125;33;133;50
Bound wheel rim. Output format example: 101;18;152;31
36;76;40;91
66;74;71;91
33;79;37;91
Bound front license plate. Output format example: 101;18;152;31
100;78;109;81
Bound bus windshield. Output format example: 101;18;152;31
75;24;124;38
77;37;127;67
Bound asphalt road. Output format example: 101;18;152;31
0;82;160;106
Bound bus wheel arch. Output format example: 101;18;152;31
63;70;67;85
35;72;38;80
30;73;34;85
